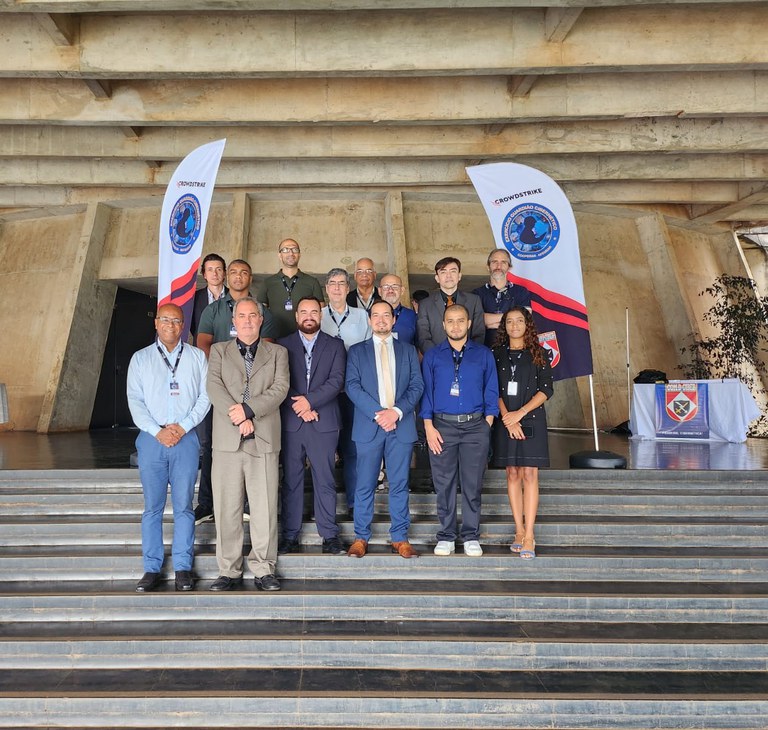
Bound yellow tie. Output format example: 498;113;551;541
446;294;454;307
380;340;395;408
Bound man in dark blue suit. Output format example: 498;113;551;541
277;297;347;555
345;301;424;558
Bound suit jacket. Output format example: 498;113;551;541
416;289;485;353
345;337;424;444
277;330;346;434
207;338;289;455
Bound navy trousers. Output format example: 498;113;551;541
281;423;340;541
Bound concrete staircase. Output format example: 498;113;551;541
1;467;767;728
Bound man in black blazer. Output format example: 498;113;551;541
416;256;485;354
190;253;227;344
277;297;347;555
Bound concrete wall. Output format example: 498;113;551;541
0;192;748;431
0;209;86;430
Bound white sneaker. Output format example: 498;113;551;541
433;540;455;556
464;540;483;557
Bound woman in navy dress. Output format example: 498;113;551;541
492;306;554;559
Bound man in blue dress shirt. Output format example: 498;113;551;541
421;304;499;557
127;303;210;593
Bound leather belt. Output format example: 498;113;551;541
434;412;483;424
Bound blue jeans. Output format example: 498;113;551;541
136;429;199;573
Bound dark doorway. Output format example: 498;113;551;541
90;288;157;429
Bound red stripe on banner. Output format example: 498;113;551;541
158;259;199;307
509;272;588;316
533;300;591;331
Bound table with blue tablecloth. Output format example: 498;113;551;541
629;379;761;443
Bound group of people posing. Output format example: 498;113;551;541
126;240;554;593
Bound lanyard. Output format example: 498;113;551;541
451;345;465;381
330;308;350;335
281;275;298;298
357;292;375;313
156;342;183;379
507;348;524;378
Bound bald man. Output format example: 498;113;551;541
127;303;210;593
347;257;381;315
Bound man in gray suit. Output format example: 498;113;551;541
206;298;289;591
416;256;485;354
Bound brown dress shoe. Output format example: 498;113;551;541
347;538;368;558
391;541;420;559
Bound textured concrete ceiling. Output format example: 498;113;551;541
1;0;767;228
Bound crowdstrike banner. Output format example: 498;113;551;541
158;138;226;340
467;162;593;381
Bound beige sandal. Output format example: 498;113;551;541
520;536;536;560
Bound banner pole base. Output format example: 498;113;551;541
569;449;627;469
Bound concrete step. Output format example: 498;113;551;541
1;549;767;583
0;679;766;729
2;467;768;495
3;490;767;518
3;637;767;672
1;518;767;548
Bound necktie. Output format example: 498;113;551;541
446;294;455;307
243;349;254;401
380;340;395;408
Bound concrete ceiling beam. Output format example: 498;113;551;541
3;155;768;187
4;0;762;10
2;118;766;160
2;7;767;77
32;11;78;45
544;7;582;42
1;73;767;125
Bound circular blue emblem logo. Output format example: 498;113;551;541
168;193;202;254
501;203;560;261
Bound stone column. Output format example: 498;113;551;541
37;202;117;432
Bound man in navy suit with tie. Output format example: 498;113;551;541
277;297;347;555
345;301;424;558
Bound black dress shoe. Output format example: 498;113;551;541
194;505;214;525
209;575;242;591
174;570;195;591
322;536;346;555
135;572;162;593
254;574;281;591
277;537;300;555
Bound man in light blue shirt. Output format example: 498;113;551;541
320;268;372;513
127;303;210;593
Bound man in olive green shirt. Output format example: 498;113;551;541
257;238;324;339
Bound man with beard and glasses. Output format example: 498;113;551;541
421;304;498;558
379;273;417;347
277;297;347;555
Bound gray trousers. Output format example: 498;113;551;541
212;448;279;578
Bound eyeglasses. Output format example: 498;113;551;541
279;247;300;254
327;280;348;287
355;269;375;275
380;284;402;292
157;316;183;326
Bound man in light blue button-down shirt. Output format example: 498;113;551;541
127;303;210;593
